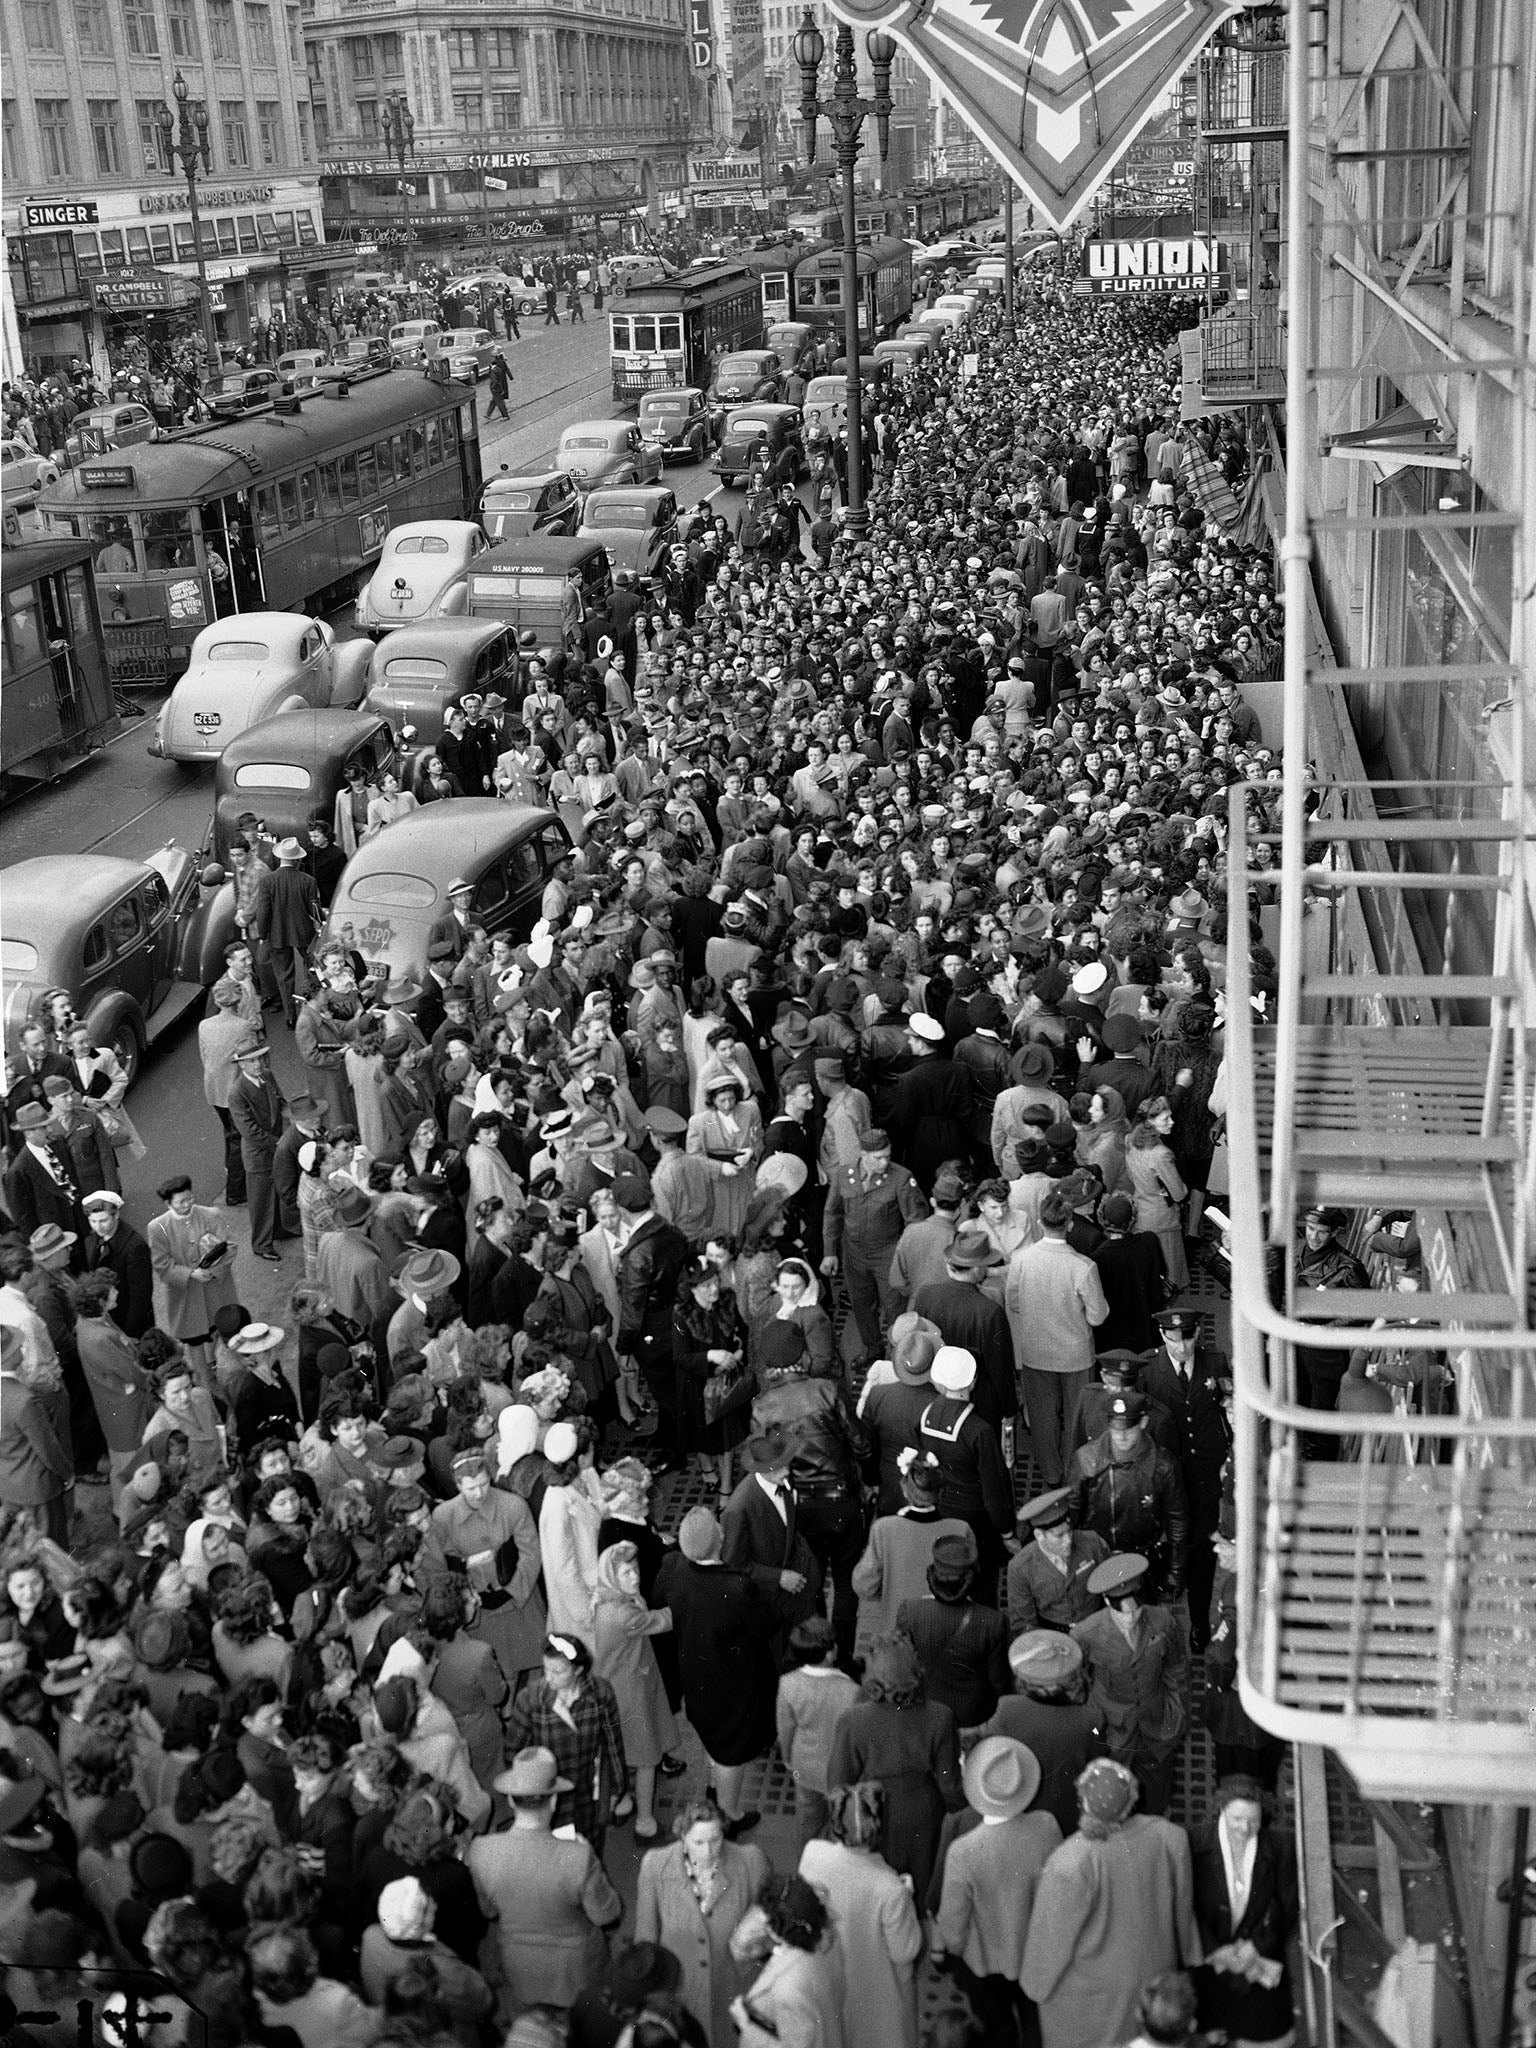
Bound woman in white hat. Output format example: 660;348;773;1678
687;1072;763;1242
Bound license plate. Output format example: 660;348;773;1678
391;585;414;602
194;710;222;728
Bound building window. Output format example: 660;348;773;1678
312;99;329;146
257;101;281;162
221;100;250;165
356;97;377;137
486;27;516;67
491;90;521;129
296;99;311;154
73;0;112;53
88;100;123;175
379;31;401;72
35;99;73;178
165;0;197;58
245;4;275;63
446;28;477;69
136;99;164;170
349;36;373;75
452;91;483;130
305;39;322;80
22;0;61;49
1;102;19;183
124;1;159;52
207;0;237;58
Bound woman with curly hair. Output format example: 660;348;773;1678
248;1923;378;2048
144;1896;263;2048
799;1782;922;2048
1125;1095;1189;1292
732;1871;846;2048
827;1632;963;1904
354;1772;489;1967
62;1722;135;1844
210;1571;291;1689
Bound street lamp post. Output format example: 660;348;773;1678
791;11;895;538
382;94;417;279
156;74;220;370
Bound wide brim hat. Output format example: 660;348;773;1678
963;1736;1041;1820
1009;1629;1084;1687
493;1746;573;1799
754;1151;808;1199
945;1230;1002;1274
228;1322;285;1355
890;1313;942;1386
1013;1043;1054;1083
739;1425;793;1474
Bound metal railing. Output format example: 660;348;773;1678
1200;297;1285;395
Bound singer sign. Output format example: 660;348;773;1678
689;0;715;68
819;0;1243;231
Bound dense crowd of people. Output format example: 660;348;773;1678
0;274;1330;2048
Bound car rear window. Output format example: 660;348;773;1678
729;417;773;436
204;640;270;662
234;764;311;789
561;435;609;451
719;356;764;376
0;939;39;970
346;872;438;907
392;536;451;555
382;656;449;680
484;489;532;511
585;501;650;528
644;398;686;414
470;572;564;602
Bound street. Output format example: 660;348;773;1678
0;308;731;1330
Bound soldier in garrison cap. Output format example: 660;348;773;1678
1007;1485;1112;1638
1137;1309;1232;1649
1067;1391;1189;1607
1070;1554;1188;1816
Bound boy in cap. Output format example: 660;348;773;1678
1007;1486;1110;1637
1069;1554;1188;1815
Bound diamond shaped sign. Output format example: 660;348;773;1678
826;0;1242;231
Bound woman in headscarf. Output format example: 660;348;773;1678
179;1516;245;1595
826;1632;964;1904
748;1256;835;1381
1078;1085;1133;1196
592;1538;679;1840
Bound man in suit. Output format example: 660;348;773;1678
261;839;323;1026
0;1324;73;1543
4;1102;86;1242
425;878;479;967
78;1192;154;1341
199;980;255;1205
1186;1776;1298;2047
1138;1309;1232;1648
982;1632;1105;1842
4;1024;72;1152
912;1229;1021;1437
273;1093;326;1242
612;1173;690;1467
228;1038;287;1260
1071;1553;1188;1816
719;1423;822;1649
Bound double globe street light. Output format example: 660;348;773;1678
790;10;896;537
156;73;221;369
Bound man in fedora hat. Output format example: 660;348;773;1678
386;1248;463;1370
912;1228;1019;1439
315;1183;392;1331
992;1044;1070;1179
720;1423;823;1644
273;1092;325;1243
228;1038;287;1260
3;1102;85;1246
262;838;323;1025
933;1735;1061;2046
888;1161;966;1311
467;1747;621;2011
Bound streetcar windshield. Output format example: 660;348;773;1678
345;873;438;907
234;764;312;789
204;639;271;662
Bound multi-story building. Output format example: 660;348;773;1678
1;0;324;376
303;0;694;257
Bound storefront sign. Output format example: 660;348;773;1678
139;185;277;215
90;267;196;311
79;464;138;490
323;147;631;176
689;0;715;68
689;153;761;187
206;262;250;280
1078;236;1220;292
23;201;99;228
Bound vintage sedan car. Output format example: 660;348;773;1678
426;537;611;665
275;348;331;388
552;420;663;493
1;848;235;1085
64;402;158;465
479;469;582;542
318;336;393;380
325;802;574;984
355;520;490;635
577;485;678;584
364;617;520;747
0;438;60;498
204;366;281;416
429;328;500;382
211;709;403;865
148;614;374;765
708;349;784;410
712;403;804;488
636;387;717;465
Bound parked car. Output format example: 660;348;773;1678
318;336;393;380
712;404;804;488
275;349;330;388
764;321;829;378
355;519;490;635
212;710;402;865
553;420;664;493
204;367;281;416
577;485;678;584
1;849;236;1085
426;536;612;664
148;614;374;765
365;617;520;748
429;328;500;382
63;402;158;465
708;349;783;408
479;469;582;542
608;254;670;292
387;319;444;367
324;802;574;983
636;387;717;465
0;439;60;498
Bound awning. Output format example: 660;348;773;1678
1324;401;1463;476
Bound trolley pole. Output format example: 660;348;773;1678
792;12;895;539
156;76;220;371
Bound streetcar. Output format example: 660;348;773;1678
791;236;914;351
743;241;836;325
854;196;909;240
608;264;763;405
785;203;842;244
37;371;482;694
0;531;120;804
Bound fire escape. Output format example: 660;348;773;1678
1225;0;1536;1821
1192;7;1287;404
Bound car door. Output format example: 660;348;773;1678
140;870;179;1011
298;623;331;707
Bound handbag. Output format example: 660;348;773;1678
703;1358;753;1425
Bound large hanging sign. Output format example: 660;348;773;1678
824;0;1243;231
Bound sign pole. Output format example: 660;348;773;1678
1003;178;1015;328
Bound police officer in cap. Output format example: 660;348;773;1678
1070;1350;1176;1460
1006;1486;1110;1637
1070;1553;1188;1816
1067;1391;1189;1605
1138;1309;1231;1649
